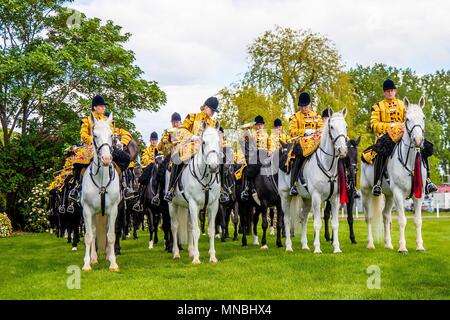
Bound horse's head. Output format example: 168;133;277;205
346;136;360;181
404;96;426;147
91;112;114;167
326;107;348;158
200;123;221;173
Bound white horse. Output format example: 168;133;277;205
167;124;221;264
361;97;427;253
279;108;348;254
81;113;121;272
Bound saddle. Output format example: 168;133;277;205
362;124;405;165
177;140;201;162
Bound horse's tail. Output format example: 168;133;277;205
177;207;189;245
291;196;303;234
96;214;107;252
368;194;384;243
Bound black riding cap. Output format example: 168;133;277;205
254;115;265;125
171;112;181;122
204;97;219;112
274;118;282;127
298;92;311;107
150;131;158;140
383;79;396;91
92;95;108;108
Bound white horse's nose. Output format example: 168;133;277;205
339;146;348;158
209;163;219;173
101;154;112;166
414;136;423;147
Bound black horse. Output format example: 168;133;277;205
215;146;239;242
324;137;360;244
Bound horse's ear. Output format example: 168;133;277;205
215;121;220;131
202;120;207;131
106;112;113;126
355;136;361;146
403;97;410;108
341;107;348;118
327;107;334;117
418;96;426;109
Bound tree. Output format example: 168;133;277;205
0;0;166;228
244;26;342;114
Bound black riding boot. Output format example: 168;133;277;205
289;156;304;196
122;170;135;200
372;155;387;196
133;185;146;212
164;164;181;202
423;157;438;194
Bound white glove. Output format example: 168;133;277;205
190;135;200;142
304;129;315;136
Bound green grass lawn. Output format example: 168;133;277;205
1;217;449;300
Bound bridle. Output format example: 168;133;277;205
318;117;348;172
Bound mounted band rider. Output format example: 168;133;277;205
68;95;134;204
288;92;324;196
362;79;437;196
164;97;219;202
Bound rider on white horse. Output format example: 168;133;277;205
288;92;324;196
363;79;437;196
164;97;219;202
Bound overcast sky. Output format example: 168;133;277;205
72;0;450;143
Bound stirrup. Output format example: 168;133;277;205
68;188;79;202
219;192;230;204
67;204;75;214
241;189;249;201
372;184;382;197
425;180;438;194
151;195;160;206
289;185;298;196
123;188;135;200
133;202;143;212
58;205;65;214
164;191;174;202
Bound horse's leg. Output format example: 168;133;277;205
330;196;342;253
147;208;154;250
269;207;275;236
162;205;172;252
208;201;219;263
323;200;331;242
413;196;425;252
252;207;259;246
200;209;206;236
362;189;375;249
347;195;357;244
301;199;311;250
275;201;283;248
312;193;323;254
107;205;119;272
82;208;93;272
261;205;269;249
232;205;239;241
393;189;408;253
188;201;201;264
382;196;394;250
90;218;98;265
238;203;248;246
154;211;160;245
170;205;180;259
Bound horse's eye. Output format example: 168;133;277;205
331;126;334;130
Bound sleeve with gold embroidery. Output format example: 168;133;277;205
114;127;133;145
267;132;273;152
80;117;93;145
370;103;389;135
398;100;406;123
288;114;305;138
178;113;196;141
316;114;323;130
141;147;155;168
157;131;170;153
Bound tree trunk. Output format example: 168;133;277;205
6;191;20;230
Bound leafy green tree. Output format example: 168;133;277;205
0;0;166;228
244;26;342;114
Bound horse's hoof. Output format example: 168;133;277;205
173;253;180;259
367;243;375;250
302;246;310;251
215;234;221;239
82;266;91;272
209;257;218;264
333;248;342;254
277;242;283;248
233;237;239;241
192;259;201;265
260;245;268;250
90;259;98;265
269;228;275;236
385;244;394;250
351;240;357;244
109;266;120;272
314;249;322;254
71;247;77;251
398;248;408;254
148;241;154;250
286;247;293;252
416;248;426;253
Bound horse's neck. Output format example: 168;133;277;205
317;130;338;173
397;134;416;170
91;153;112;185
